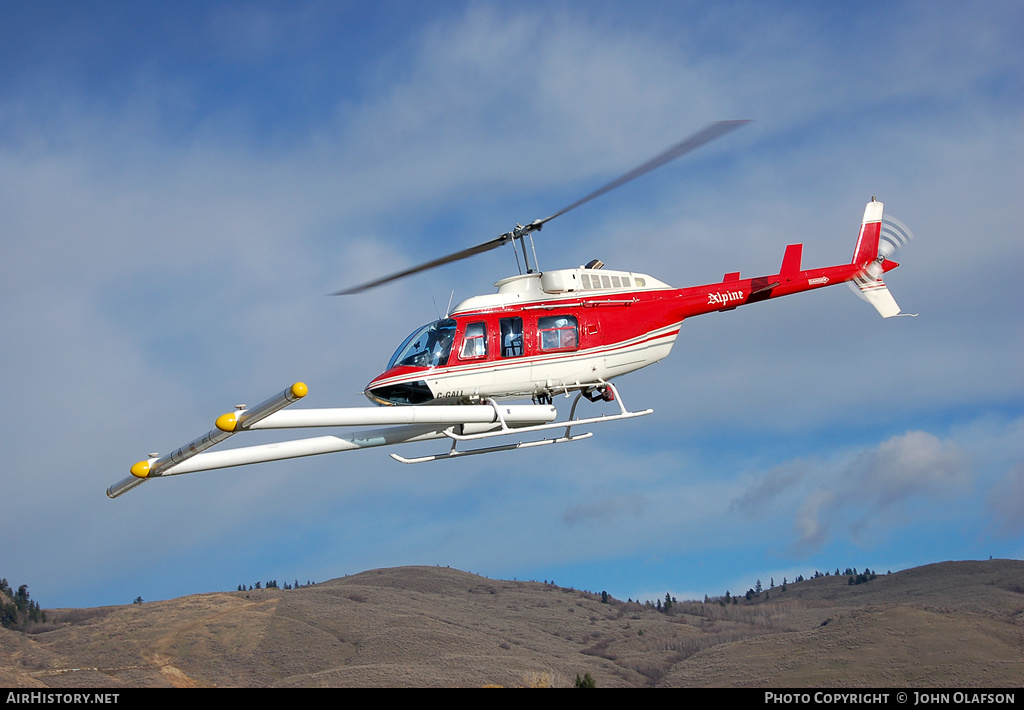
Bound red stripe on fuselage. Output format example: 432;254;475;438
367;261;870;394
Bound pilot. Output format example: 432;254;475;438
554;318;578;348
431;331;453;366
562;325;578;349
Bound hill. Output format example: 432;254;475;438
1;559;1022;687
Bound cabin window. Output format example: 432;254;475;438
581;273;591;289
387;318;457;369
621;277;631;287
499;317;523;357
460;321;487;359
538;315;579;351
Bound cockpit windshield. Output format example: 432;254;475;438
387;318;457;370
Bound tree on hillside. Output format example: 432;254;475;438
1;582;45;629
575;672;596;688
0;602;16;628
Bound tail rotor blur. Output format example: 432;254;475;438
879;215;914;259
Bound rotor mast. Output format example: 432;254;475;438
507;220;544;274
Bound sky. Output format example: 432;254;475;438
1;1;1021;609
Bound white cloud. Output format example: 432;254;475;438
847;430;970;507
792;489;837;554
730;429;975;554
730;461;809;516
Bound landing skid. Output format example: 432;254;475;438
390;382;652;464
388;431;595;464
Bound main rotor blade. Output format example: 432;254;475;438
333;234;510;295
530;119;750;230
333;119;749;295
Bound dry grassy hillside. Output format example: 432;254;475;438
1;559;1022;687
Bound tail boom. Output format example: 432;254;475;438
667;198;907;322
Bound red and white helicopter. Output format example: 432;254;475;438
108;121;913;498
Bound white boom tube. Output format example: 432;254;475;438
155;419;545;476
244;404;556;429
108;388;558;497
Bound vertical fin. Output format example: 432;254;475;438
852;199;884;265
780;244;803;276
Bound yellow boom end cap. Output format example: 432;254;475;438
215;412;238;432
130;460;151;479
291;382;308;399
